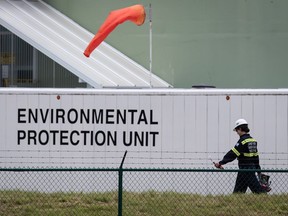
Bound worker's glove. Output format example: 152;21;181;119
214;162;224;169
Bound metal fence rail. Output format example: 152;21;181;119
0;168;287;216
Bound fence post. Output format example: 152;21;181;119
118;150;127;216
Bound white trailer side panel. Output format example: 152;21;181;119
0;88;287;169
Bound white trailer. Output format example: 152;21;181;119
0;88;287;170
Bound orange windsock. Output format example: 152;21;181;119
84;4;146;57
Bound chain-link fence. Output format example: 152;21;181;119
0;168;287;216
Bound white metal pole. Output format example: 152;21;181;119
149;3;152;88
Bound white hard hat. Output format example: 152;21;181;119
233;119;248;131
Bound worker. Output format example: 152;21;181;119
214;119;266;193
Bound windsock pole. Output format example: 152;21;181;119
149;3;152;88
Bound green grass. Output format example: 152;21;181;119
0;190;287;216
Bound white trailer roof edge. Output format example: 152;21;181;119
1;88;288;95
